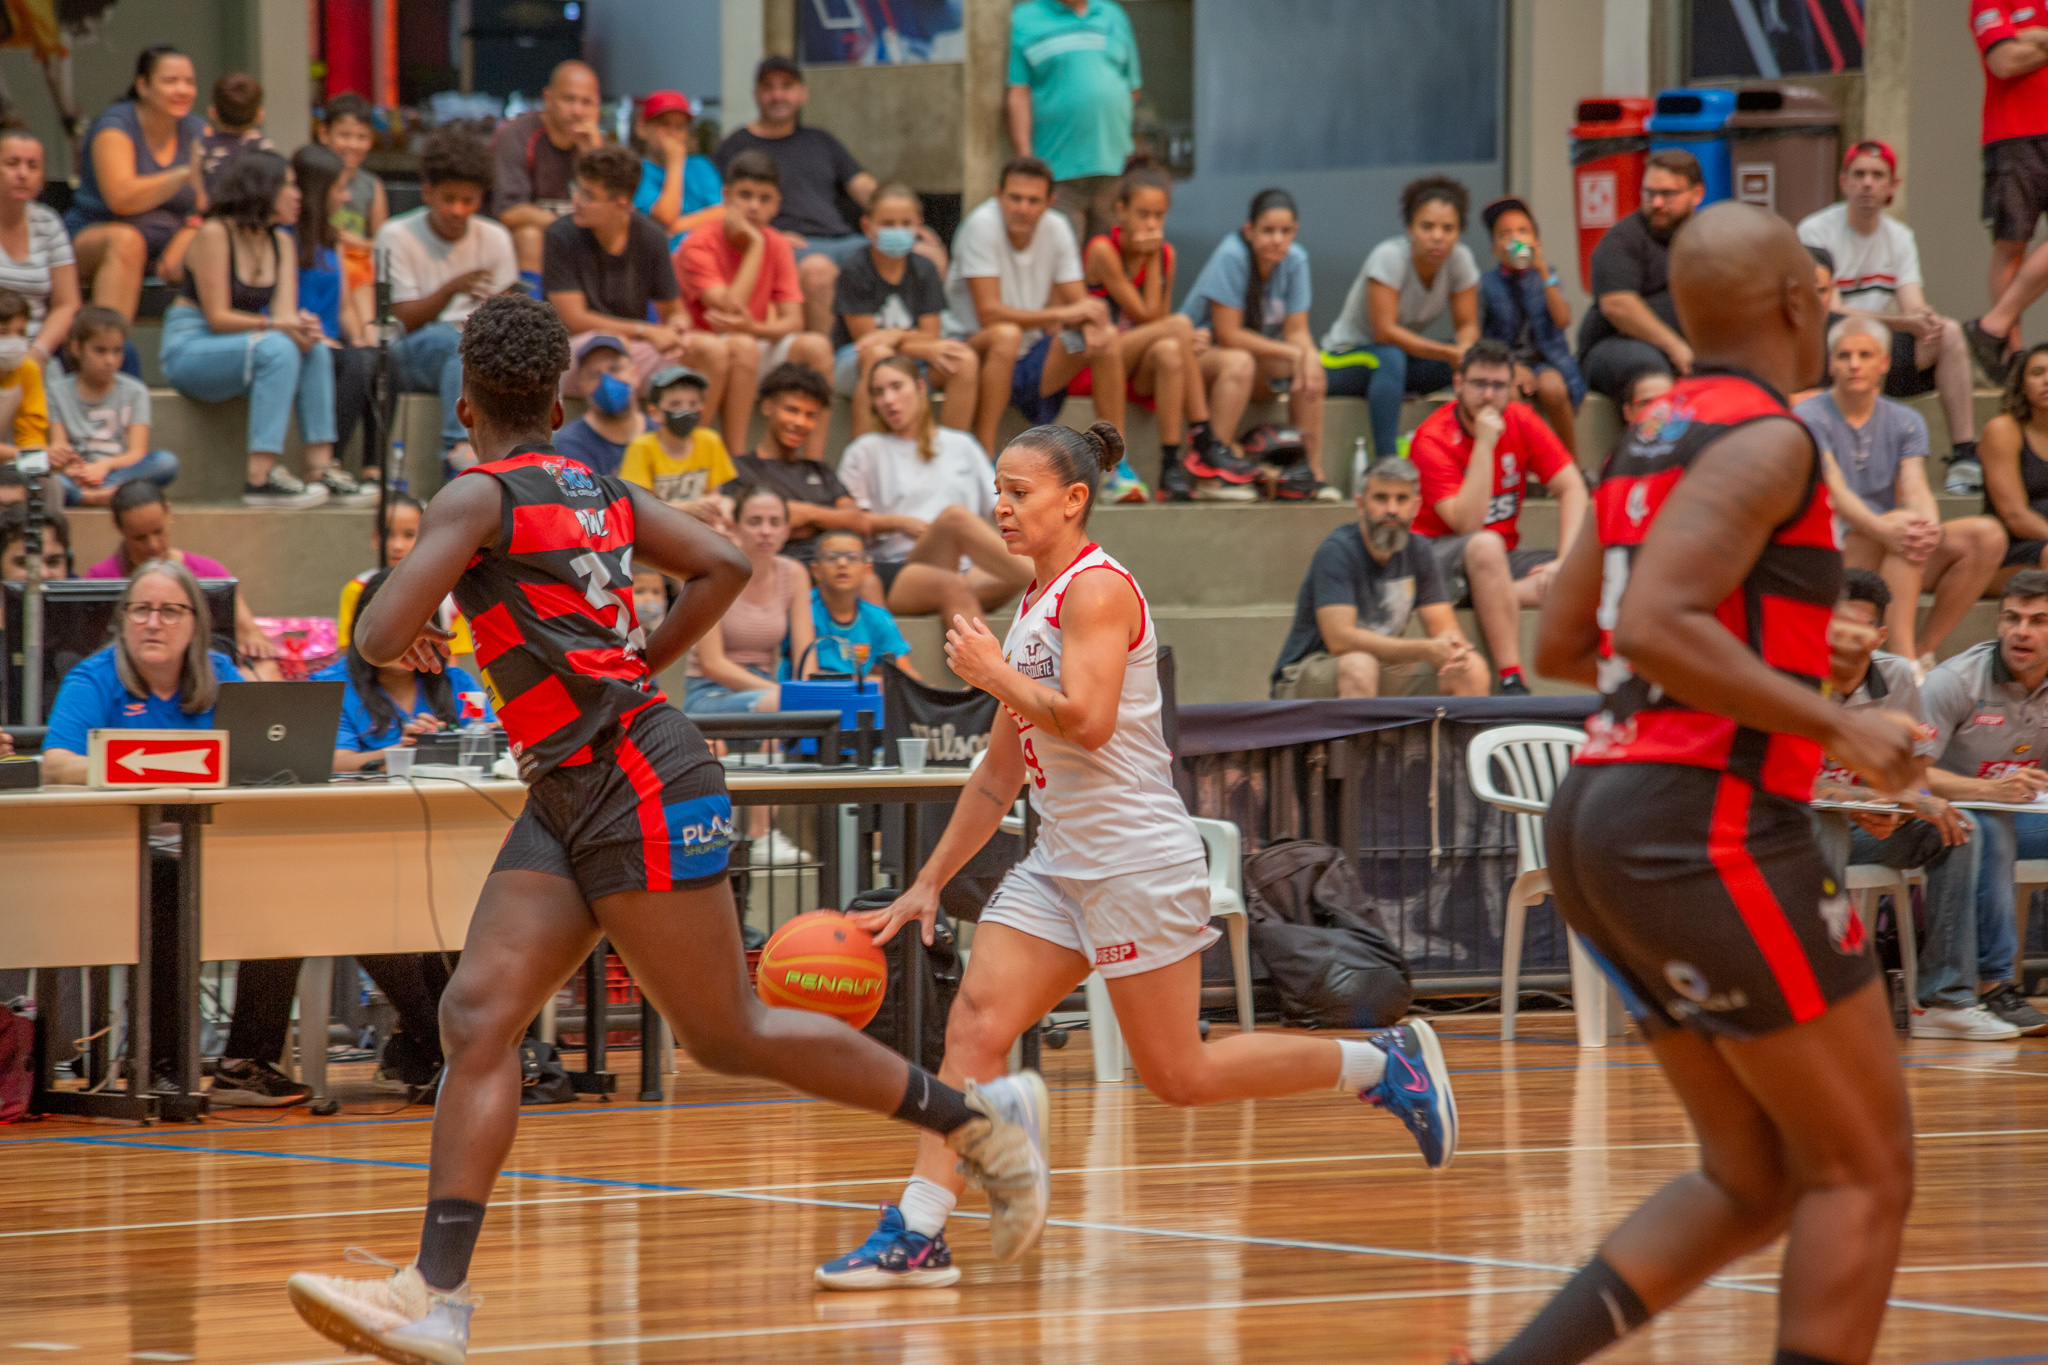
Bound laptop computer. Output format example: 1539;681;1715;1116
213;681;345;786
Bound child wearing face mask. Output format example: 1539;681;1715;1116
0;288;50;465
830;183;972;437
618;363;736;529
553;333;645;477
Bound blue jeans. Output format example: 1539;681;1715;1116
683;667;775;715
790;232;870;266
1815;810;1986;1009
1967;810;2035;987
55;448;180;506
1325;344;1456;458
159;305;336;454
391;321;467;452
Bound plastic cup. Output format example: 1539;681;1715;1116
897;737;928;774
386;747;415;778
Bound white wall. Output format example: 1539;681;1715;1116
584;0;722;115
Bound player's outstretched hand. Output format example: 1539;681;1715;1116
398;623;455;674
850;880;940;947
944;614;1009;693
1824;707;1918;794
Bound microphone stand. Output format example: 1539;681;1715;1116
19;450;48;723
373;246;397;568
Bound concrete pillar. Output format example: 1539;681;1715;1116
720;0;764;131
1514;0;1606;316
255;0;312;152
1862;0;1911;213
962;0;1010;210
1601;0;1650;97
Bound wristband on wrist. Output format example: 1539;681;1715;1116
1545;269;1560;288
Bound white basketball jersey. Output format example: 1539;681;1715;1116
1002;544;1204;878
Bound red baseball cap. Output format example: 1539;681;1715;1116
1842;139;1897;175
641;90;693;120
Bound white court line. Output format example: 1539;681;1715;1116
1719;1260;2048;1281
245;1282;1572;1365
14;1125;2047;1243
1916;1064;2048;1080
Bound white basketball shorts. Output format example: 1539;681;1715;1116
980;856;1219;977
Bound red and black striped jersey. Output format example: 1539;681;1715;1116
1576;369;1841;799
452;445;664;780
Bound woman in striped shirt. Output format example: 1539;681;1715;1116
0;126;79;373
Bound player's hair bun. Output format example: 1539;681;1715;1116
1082;420;1124;476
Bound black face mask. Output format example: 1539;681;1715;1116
664;411;700;439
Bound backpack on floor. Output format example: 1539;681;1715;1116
852;888;961;1069
517;1036;577;1105
1243;840;1414;1030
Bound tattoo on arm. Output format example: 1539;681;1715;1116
974;784;1007;809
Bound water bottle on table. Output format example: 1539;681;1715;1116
458;691;493;770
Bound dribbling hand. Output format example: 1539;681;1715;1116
851;881;940;947
1824;707;1918;794
398;623;455;674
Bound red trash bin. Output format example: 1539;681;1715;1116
1570;97;1654;292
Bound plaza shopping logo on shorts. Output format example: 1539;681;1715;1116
1663;960;1748;1014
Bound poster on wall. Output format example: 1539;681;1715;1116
1692;0;1864;78
799;0;965;66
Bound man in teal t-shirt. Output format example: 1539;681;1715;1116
1006;0;1142;245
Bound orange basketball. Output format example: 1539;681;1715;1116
756;911;889;1028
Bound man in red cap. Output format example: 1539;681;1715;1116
1797;140;1980;494
632;89;722;244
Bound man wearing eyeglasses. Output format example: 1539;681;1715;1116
1406;337;1586;696
1576;148;1707;404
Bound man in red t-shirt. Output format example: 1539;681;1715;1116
1406;338;1586;694
1965;2;2048;384
677;150;834;456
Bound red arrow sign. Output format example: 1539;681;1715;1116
97;733;227;786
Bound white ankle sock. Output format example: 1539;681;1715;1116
898;1176;957;1237
1334;1038;1388;1093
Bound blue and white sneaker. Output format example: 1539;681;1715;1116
1361;1018;1458;1170
815;1204;962;1290
947;1071;1051;1261
1101;458;1149;503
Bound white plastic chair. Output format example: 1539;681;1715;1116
1845;864;1919;1006
2014;859;2048;988
1465;723;1623;1047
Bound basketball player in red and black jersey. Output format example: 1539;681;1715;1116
1455;205;1921;1365
284;296;1053;1365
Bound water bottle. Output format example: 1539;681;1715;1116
388;439;407;496
457;691;492;771
1508;239;1534;270
1351;436;1369;495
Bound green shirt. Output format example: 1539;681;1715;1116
1007;0;1141;183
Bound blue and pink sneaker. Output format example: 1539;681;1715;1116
814;1204;962;1291
1362;1018;1459;1170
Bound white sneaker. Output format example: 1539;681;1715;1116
1910;1003;2022;1040
286;1252;476;1365
947;1071;1051;1262
748;829;809;866
1191;479;1258;503
316;465;381;507
243;466;330;509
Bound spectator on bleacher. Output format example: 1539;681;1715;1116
1178;187;1316;493
1918;567;2048;1037
839;356;1030;627
0;287;49;460
634;89;721;243
195;73;273;200
65;45;206;317
1966;4;2048;387
48;306;177;507
549;142;723;409
291;144;381;486
1323;176;1481;463
834;183;976;439
806;526;923;680
1270;455;1486;699
316;93;386;299
1006;0;1142;246
1084;163;1261;503
1407;339;1585;696
86;481;281;673
619;363;734;525
1575;149;1704;405
159;149;358;509
1799;141;1981;494
684;482;815;716
1619;367;1673;425
41;559;314;1104
1983;344;2048;585
722;361;866;566
0;498;67;580
944;156;1130;468
327;567;493;773
336;493;472;657
717;57;932;339
1809;569;2005;1039
0;126;79;375
1797;316;2005;669
553;333;643;477
490;58;603;281
1478;195;1582;454
675;150;831;455
378;127;518;476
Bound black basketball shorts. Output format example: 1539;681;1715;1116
494;704;733;901
1543;762;1876;1041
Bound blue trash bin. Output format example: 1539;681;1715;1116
1647;87;1736;205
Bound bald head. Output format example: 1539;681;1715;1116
549;60;597;94
542;60;600;144
1669;202;1826;394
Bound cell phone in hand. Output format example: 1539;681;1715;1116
1059;329;1086;354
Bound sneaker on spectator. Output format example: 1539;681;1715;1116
315;466;380;508
1909;1003;2021;1040
1156;450;1193;502
1965;318;2016;386
1945;456;1984;496
1191;479;1257;503
209;1056;315;1106
243;467;329;509
748;829;808;866
1980;983;2048;1036
1498;674;1531;697
1183;431;1260;485
1102;458;1149;504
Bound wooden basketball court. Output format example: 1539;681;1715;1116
7;1017;2045;1364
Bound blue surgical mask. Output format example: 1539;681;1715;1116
874;226;918;259
589;372;633;415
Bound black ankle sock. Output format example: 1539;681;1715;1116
1772;1353;1849;1365
417;1197;486;1291
1481;1255;1649;1365
1951;439;1979;461
1162;441;1181;467
893;1067;975;1135
1188;419;1212;442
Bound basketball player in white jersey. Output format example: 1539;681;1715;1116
816;421;1459;1290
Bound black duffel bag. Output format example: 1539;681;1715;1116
851;888;961;1068
1244;839;1414;1029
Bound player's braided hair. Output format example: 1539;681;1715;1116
458;294;570;433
